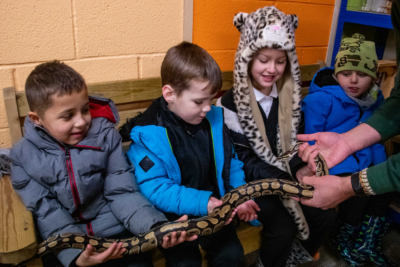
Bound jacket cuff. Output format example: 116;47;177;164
55;248;82;267
199;191;213;216
365;113;397;142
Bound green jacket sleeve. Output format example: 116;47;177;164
366;0;400;141
365;0;400;194
367;153;400;194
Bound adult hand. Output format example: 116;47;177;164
75;243;125;266
297;132;352;172
296;165;314;183
161;215;198;248
236;200;260;222
297;124;381;172
207;196;237;225
300;175;355;209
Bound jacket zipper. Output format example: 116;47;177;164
63;146;98;236
34;125;100;236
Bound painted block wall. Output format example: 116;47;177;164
192;0;335;71
0;0;185;148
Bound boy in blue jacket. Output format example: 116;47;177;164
302;34;393;266
10;61;195;267
120;42;259;267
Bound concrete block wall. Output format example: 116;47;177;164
0;0;185;148
0;0;335;148
192;0;335;71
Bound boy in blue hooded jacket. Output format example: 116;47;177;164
302;34;393;266
120;42;260;267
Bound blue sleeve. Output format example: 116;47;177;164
126;142;212;217
370;143;387;165
302;92;332;145
229;149;246;189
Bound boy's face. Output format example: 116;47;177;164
166;80;217;125
251;47;287;95
337;70;373;98
32;89;91;145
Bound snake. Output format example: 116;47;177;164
34;142;328;258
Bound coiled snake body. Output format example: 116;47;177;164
36;142;328;257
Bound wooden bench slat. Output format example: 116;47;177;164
13;66;320;121
0;175;37;264
3;87;23;145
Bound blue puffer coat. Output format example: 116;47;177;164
127;105;246;217
302;67;387;175
10;96;166;267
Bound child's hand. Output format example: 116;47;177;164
236;200;260;222
75;243;125;266
161;215;198;249
207;196;237;225
207;196;222;214
224;208;237;225
296;165;315;183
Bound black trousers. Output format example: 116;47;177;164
336;173;393;226
159;223;244;267
338;193;394;226
255;195;337;267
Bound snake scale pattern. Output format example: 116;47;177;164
36;142;328;258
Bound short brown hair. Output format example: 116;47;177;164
25;61;86;117
161;42;222;95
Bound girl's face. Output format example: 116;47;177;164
250;48;287;95
336;70;373;98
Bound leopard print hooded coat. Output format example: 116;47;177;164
217;6;309;240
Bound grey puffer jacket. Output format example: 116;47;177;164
10;96;166;266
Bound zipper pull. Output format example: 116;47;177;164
65;149;70;160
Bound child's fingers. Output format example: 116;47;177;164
109;242;124;259
251;201;261;211
169;232;177;245
176;215;188;221
81;244;93;258
176;231;187;243
103;242;120;261
161;236;170;248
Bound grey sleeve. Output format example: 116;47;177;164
103;129;167;235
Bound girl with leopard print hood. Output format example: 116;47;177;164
217;6;336;267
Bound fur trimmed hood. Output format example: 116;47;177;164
217;6;310;241
232;6;302;171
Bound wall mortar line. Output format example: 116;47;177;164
138;57;143;79
11;68;17;90
71;0;79;59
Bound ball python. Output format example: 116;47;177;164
35;142;328;258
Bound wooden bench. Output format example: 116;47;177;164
0;62;353;267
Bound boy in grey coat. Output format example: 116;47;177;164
10;61;196;267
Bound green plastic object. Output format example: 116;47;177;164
347;0;361;10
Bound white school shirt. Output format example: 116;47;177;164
253;84;278;118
